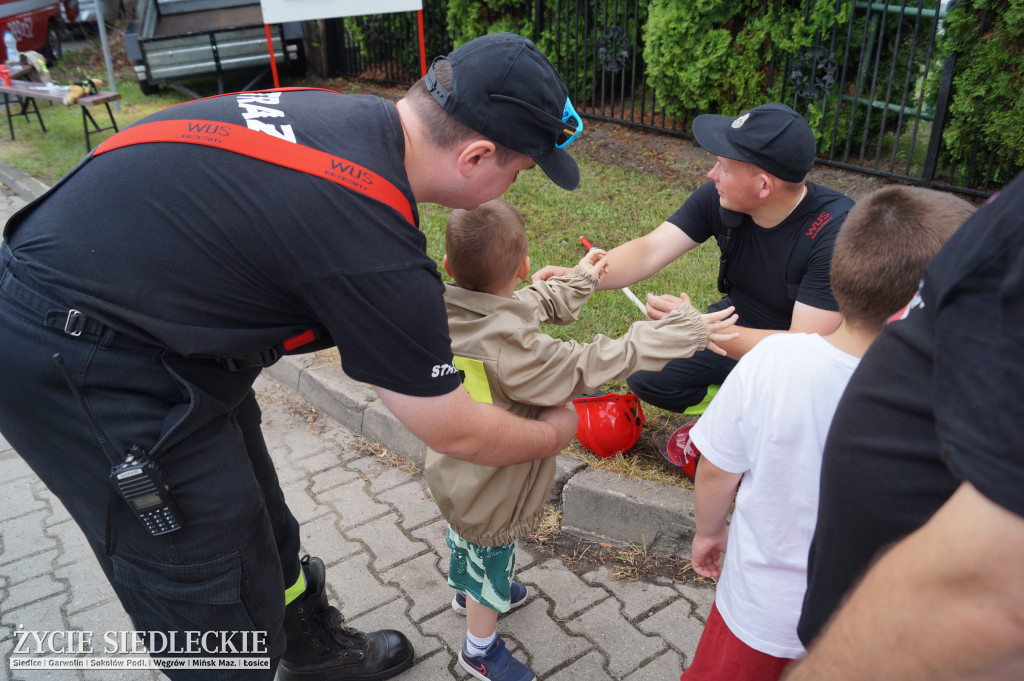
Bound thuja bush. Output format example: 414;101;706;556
938;0;1024;180
446;0;535;47
643;0;847;122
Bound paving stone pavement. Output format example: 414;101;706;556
0;374;713;680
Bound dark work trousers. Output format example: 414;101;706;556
626;297;740;412
0;244;299;680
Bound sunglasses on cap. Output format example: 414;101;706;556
490;94;584;149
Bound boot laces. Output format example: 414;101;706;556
313;606;368;653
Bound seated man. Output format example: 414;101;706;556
534;103;852;415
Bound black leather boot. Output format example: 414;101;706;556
278;556;414;681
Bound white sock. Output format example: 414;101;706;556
466;631;496;655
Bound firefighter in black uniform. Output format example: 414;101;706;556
0;33;583;681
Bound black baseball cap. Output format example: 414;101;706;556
425;33;580;191
692;103;816;182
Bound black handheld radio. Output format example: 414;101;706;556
53;354;183;535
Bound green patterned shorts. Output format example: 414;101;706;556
445;526;518;613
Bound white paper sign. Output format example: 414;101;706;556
259;0;422;25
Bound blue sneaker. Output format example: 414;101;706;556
460;636;535;681
452;582;529;615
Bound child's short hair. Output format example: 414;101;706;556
445;198;529;292
830;185;975;329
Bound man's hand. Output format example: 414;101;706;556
690;529;729;578
532;265;574;283
375;386;577;466
577;248;609;279
536;403;579;443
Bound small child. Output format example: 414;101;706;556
683;185;977;681
426;198;738;681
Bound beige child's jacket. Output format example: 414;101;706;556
425;267;709;546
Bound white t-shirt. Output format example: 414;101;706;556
690;333;860;658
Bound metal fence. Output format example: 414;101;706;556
327;1;1016;198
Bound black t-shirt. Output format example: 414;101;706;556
798;173;1024;646
667;181;845;329
5;89;462;398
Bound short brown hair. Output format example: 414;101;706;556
403;62;522;167
830;185;975;329
445;198;529;293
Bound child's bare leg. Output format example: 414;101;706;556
466;595;499;639
461;593;535;681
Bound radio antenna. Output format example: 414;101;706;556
52;353;123;466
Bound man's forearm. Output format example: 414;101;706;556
717;325;779;360
450;401;572;466
597;221;696;291
375;386;576;467
785;483;1024;681
597;240;654;290
720;303;842;359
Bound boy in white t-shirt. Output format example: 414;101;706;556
682;186;977;681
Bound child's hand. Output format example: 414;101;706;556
578;248;609;279
701;305;739;356
646;292;689;320
532;265;572;283
690;530;729;578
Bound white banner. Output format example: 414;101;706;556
10;657;271;670
258;0;422;25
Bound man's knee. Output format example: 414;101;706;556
627;350;736;413
627;371;709;412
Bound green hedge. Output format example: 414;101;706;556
336;1;1020;187
939;0;1024;180
642;0;847;123
446;0;535;47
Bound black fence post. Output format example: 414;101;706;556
922;51;956;189
535;0;542;45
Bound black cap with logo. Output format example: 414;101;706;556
692;103;816;182
425;33;580;190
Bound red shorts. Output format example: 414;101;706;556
681;601;797;681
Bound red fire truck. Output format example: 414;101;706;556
1;0;78;64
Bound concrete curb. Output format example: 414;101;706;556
0;160;697;560
0;159;50;203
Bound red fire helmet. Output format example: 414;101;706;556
572;393;646;458
659;421;701;478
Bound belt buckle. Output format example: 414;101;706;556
64;309;83;337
